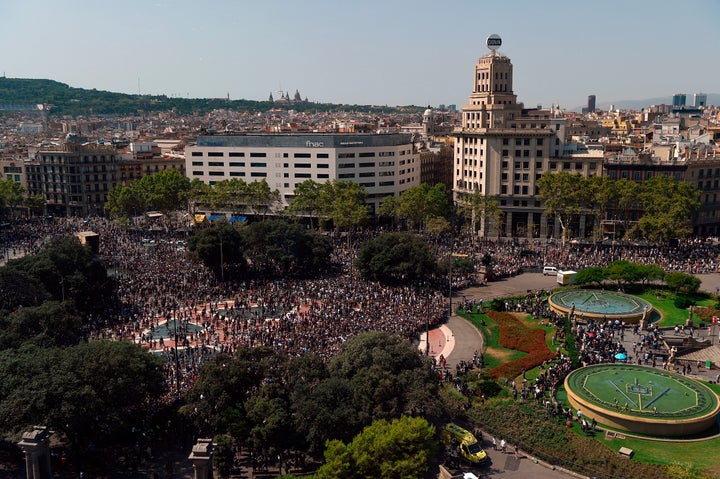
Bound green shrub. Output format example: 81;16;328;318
674;296;696;309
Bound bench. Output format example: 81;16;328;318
618;447;634;458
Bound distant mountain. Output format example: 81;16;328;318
0;77;424;117
577;94;720;112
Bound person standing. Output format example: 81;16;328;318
500;438;507;454
492;436;497;451
514;443;520;459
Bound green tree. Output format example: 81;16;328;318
285;179;325;229
212;434;235;479
572;266;607;287
355;233;437;284
327;332;445;425
320;180;370;232
315;416;436;479
638;176;700;243
0;267;48;314
456;190;502;243
0;179;25;219
0;341;164;471
639;264;665;286
241;219;333;278
664;271;701;295
0;301;83;349
105;184;146;218
605;260;644;289
396;183;449;230
6;236;115;315
183;348;280;438
187;223;245;280
537;172;593;244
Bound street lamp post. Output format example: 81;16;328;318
173;304;181;399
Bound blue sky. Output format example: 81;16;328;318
1;0;718;110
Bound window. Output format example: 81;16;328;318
338;173;355;178
549;162;557;169
229;171;245;177
208;161;224;167
502;149;509;157
295;173;311;178
192;171;203;176
191;152;202;157
250;162;267;167
191;161;203;166
338;163;355;168
359;172;376;177
536;139;544;145
575;162;583;169
338;153;355;158
360;182;375;187
209;171;224;176
379;181;395;186
522;162;529;169
503;138;509;145
502;161;508;169
358;152;376;158
317;153;329;159
295;163;312;168
379;151;395;157
294;153;311;158
563;162;571;170
359;162;375;168
317;173;329;179
250;172;267;177
523;139;530;146
229;152;245;157
208;152;224;157
250;152;266;158
229;162;245;167
515;139;522;146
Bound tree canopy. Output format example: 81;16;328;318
638;175;700;243
355;232;437;285
315;416;436;479
106;169;191;217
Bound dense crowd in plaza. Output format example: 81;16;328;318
5;216;720;401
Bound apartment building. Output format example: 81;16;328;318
185;133;420;213
25;137;119;216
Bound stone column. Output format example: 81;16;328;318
579;215;586;239
505;211;513;238
540;213;548;238
188;438;214;479
18;426;52;479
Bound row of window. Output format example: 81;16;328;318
192;150;404;159
192;161;331;169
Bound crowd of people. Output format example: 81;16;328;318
5;215;720;402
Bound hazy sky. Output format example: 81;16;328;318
2;0;718;110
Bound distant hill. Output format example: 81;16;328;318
577;94;719;112
0;77;424;117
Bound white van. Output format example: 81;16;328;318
543;266;558;276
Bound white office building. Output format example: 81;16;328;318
185;133;420;213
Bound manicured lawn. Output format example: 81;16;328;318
600;434;720;472
633;291;715;328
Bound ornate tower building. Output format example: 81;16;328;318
453;35;572;239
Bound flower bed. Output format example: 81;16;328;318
486;311;555;380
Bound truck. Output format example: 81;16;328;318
557;270;577;285
440;423;488;464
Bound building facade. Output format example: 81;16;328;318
25;138;120;216
185;133;420;213
452;40;602;239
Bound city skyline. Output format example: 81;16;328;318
1;0;719;111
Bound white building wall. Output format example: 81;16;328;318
185;134;420;213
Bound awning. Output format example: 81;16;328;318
229;215;247;224
193;214;206;224
209;214;225;221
